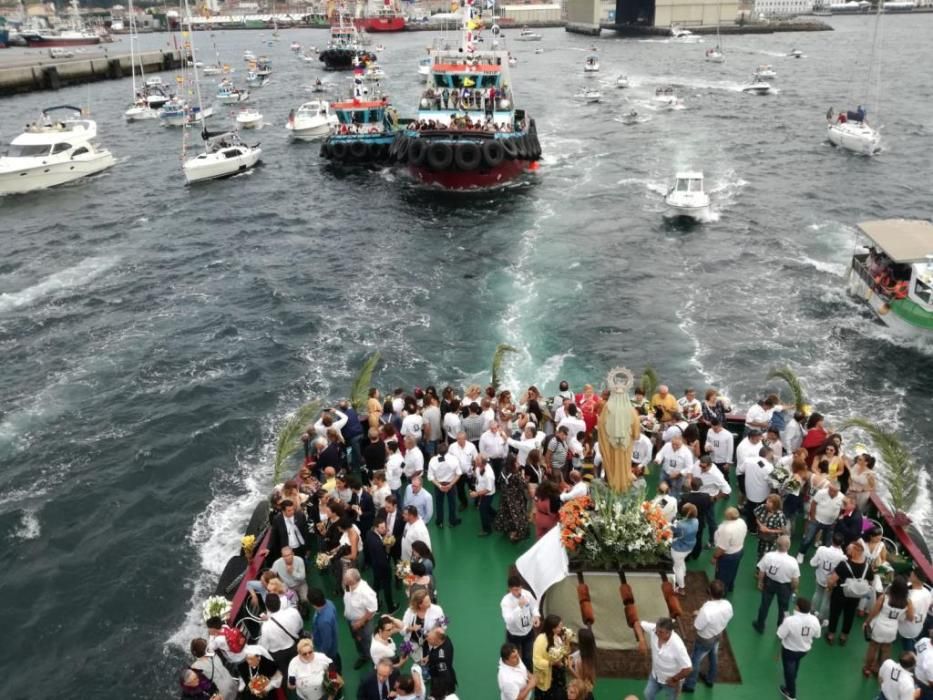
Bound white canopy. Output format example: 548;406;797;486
858;219;933;263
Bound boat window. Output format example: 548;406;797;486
914;275;933;307
71;147;88;157
688;179;703;192
8;144;51;157
51;142;72;154
675;179;688;192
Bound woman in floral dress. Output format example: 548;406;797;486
754;494;787;561
495;457;530;541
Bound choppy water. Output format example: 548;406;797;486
1;15;932;697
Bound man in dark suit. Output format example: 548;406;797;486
364;518;396;612
356;658;399;700
262;500;312;562
351;475;376;534
681;477;713;561
378;495;405;563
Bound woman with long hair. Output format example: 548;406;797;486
495;456;530;542
569;628;596;699
826;540;869;645
671;503;699;594
533;614;569;699
863;575;913;676
534;479;561;539
781;450;810;535
812;441;849;492
802;413;828;462
410;541;435;575
847;453;877;512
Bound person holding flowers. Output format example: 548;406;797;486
532;614;571;700
287;638;340;700
235;646;282;698
401;589;448;665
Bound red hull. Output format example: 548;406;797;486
25;37;101;47
352;16;406;32
408;158;534;190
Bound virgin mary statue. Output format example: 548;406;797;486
596;367;642;493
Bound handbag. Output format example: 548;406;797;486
841;562;872;599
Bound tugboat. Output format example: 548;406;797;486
319;65;400;166
391;1;541;190
319;14;377;71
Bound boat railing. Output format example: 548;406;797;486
851;253;895;299
866;491;933;582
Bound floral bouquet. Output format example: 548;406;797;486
241;534;257;558
395;560;412;581
399;640;416;657
322;671;343;696
201;595;231;622
248;675;269;695
315;553;332;570
435;615;450;628
558;496;593;552
316;521;328;535
383;534;396;550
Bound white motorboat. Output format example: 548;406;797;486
418;57;432;76
742;77;774;95
671;26;699;42
756;64;776;79
827;111;882;155
845;219;933;339
0;106;116;195
616;74;629;88
290;41;301;52
365;65;386;82
235;108;263;129
183;131;262;183
664;171;711;221
375;44;385;52
789;48;803;58
202;64;223;76
515;26;543;41
246;71;270;88
124;97;158;121
243;50;256;62
508;55;518;66
216;81;250;104
309;79;327;93
535;47;544;54
159;98;188;127
584;54;600;73
301;52;316;63
620;109;640;125
654;86;683;109
285;100;338;140
186;105;214;125
705;47;724;63
582;88;601;103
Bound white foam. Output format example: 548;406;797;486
11;509;41;541
0;256;120;313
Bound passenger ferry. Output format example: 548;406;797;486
391;1;541;190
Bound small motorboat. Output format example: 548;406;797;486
243;50;256;62
508;54;518;66
582;88;601;103
375;44;385;52
290;41;301;52
620;109;640;125
159;97;188;127
827;108;881;155
535;47;544;54
789;48;803;58
742;77;774;95
202;64;223;76
246;71;270;88
124;97;158;122
664;171;710;221
185;105;215;126
301;52;316;63
671;26;699;42
616;74;629;88
286;100;339;140
705;46;725;63
309;79;326;93
654;86;683;109
216;81;250;105
236;108;263;129
183;131;261;184
515;26;543;41
584;53;600;73
418;57;431;76
756;64;776;79
366;65;386;82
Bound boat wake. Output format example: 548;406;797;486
10;508;41;541
0;255;120;314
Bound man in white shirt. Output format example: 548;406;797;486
634;617;693;700
343;568;379;670
777;597;822;700
470;456;497;536
913;637;933;691
260;594;304;673
402;477;433;525
796;483;844;562
479;422;509;480
695;456;731;551
421;396;442;457
402;437;425;480
713;507;748;593
809;531;847;622
498;643;536;700
427;444;461;528
632;431;654;474
900;569;933;652
651;482;679;523
500;575;541;671
735;430;764;501
656;434;694;498
745;396;778;433
446;432;478;511
678;388;702;424
683;579;733;693
739;446;774;530
661;420;690;444
557;404;586;440
400;501;431;557
753;536;800;634
704;419;735;480
560;470;589;502
313;408;348;438
781;411;806;455
552;380;573;413
878;653;918;700
506;425;545;467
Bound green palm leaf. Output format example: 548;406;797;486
491;343;518;392
766;366;808;412
840;417;918;514
350;351;381;412
638;366;659;397
273;400;321;483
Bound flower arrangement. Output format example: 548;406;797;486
546;628;574;662
383;534;396;550
201;595;231;622
315;553;332;570
322;671;343;697
395;560;413;581
248;675;269;695
435;615;450;628
559;483;672;569
241;534;257;558
399;640;416;657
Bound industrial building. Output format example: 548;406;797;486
497;3;563;22
618;0;739;27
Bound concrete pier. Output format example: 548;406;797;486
0;49;184;98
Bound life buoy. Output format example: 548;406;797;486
349;140;369;161
482;140;505;168
501;137;519;159
368;127;379;134
395;135;410;163
426;141;454;171
329;140;347;160
454;142;482;171
408;139;427;166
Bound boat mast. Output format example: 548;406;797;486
128;0;138;97
181;0;207;132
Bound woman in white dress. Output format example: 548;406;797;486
863;576;913;676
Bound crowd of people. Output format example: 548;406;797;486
409;116;516;134
178;378;932;700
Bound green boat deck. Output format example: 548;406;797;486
302;492;887;699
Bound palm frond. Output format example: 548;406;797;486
491;343;518;392
350;351;381;412
840;417;918;514
273;400;321;483
638;366;659;397
767;366;808;412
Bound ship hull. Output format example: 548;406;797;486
353;16;406;32
24;35;101;47
408;157;533;190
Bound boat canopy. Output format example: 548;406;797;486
857;219;933;263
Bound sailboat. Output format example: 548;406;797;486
201;34;227;76
705;7;724;63
826;0;884;155
180;0;261;183
123;0;158;121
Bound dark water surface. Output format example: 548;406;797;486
1;15;931;696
